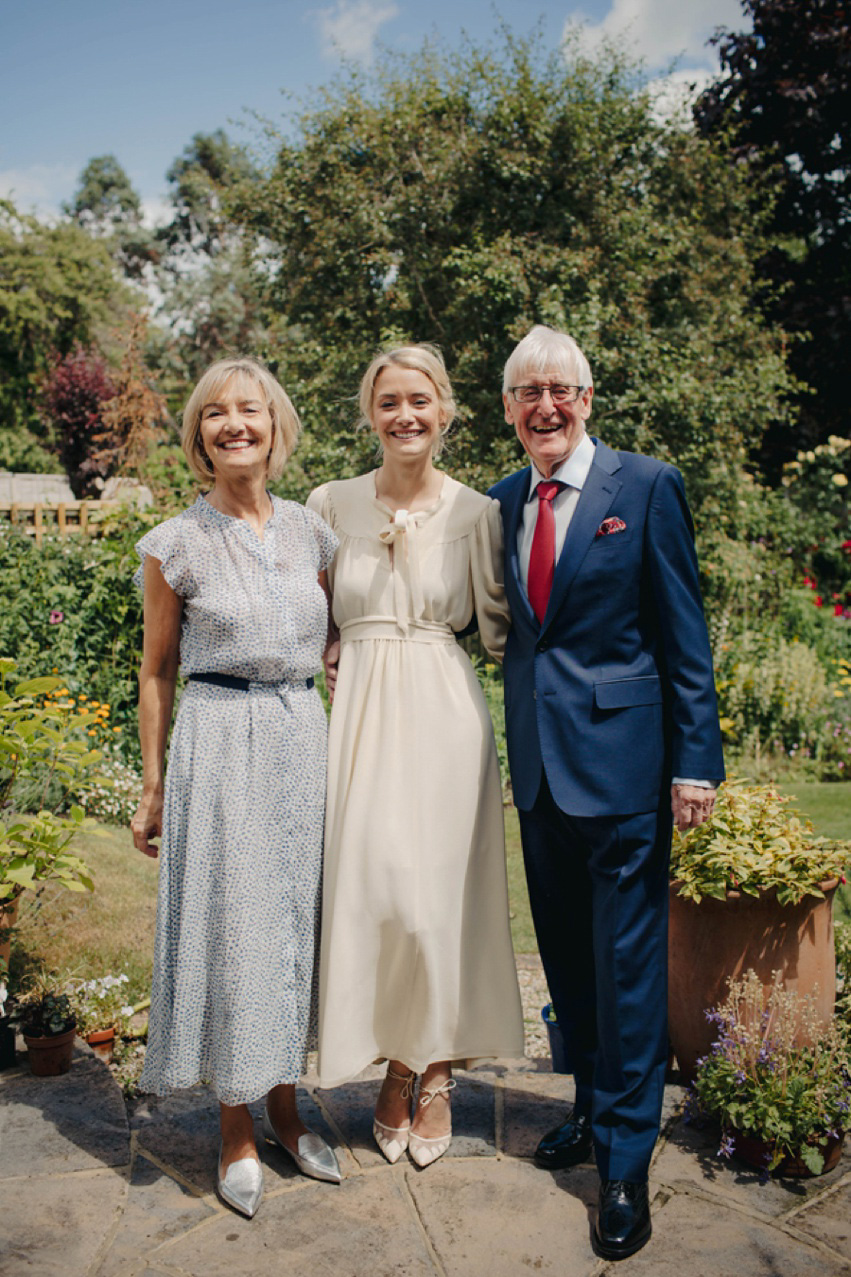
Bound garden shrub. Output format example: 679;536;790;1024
0;515;150;766
714;631;851;775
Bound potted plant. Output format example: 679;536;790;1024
668;780;849;1080
16;982;77;1076
68;973;135;1059
688;968;850;1178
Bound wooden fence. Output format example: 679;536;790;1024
0;501;123;546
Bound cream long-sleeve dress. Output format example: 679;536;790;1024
307;472;525;1086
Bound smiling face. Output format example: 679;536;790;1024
371;366;445;460
503;368;593;477
199;373;273;477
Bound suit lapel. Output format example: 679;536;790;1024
541;440;622;631
500;467;536;623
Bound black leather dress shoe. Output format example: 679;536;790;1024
534;1110;593;1170
593;1179;651;1260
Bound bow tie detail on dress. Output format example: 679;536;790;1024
378;508;426;632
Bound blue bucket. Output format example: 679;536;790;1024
541;1003;570;1074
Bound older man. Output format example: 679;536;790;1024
490;326;723;1261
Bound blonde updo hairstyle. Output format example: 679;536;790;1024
181;356;302;485
358;343;456;458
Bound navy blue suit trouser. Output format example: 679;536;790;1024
518;775;671;1181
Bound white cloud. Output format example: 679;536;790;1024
0;163;78;219
314;0;399;63
567;0;743;74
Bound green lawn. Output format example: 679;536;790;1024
10;781;851;988
782;782;851;923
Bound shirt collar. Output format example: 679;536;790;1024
526;432;595;501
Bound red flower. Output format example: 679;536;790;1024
841;540;851;553
835;603;844;616
814;596;824;607
48;610;64;624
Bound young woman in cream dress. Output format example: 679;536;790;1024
308;345;523;1168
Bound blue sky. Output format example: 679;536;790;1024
0;0;744;220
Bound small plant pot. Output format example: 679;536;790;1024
85;1026;116;1061
23;1026;76;1077
0;1019;16;1071
541;1004;570;1073
732;1128;844;1178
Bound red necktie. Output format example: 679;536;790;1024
527;481;563;623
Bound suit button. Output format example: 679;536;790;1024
537;641;548;652
533;690;537;700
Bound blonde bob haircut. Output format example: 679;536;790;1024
502;325;593;395
181;356;301;485
358;343;456;458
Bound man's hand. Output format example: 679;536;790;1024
323;637;340;704
671;784;716;832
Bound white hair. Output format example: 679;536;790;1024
503;325;593;393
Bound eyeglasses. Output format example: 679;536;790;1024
509;384;586;404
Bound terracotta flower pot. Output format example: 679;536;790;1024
85;1026;116;1060
732;1128;844;1177
23;1026;76;1076
668;878;838;1083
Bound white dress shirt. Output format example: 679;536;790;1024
517;431;712;792
517;432;595;592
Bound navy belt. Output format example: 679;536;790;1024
189;673;314;691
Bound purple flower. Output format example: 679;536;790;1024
718;1134;735;1159
48;610;64;624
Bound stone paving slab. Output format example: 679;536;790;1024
625;1190;851;1276
94;1153;217;1277
0;1041;128;1177
1;1169;126;1276
406;1156;600;1276
154;1173;437;1277
4;1035;851;1277
791;1179;851;1261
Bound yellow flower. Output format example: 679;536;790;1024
112;726;122;733
87;730;97;737
831;473;848;487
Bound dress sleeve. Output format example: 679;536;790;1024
133;518;195;597
302;499;339;571
470;499;512;663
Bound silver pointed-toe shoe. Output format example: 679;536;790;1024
216;1147;264;1218
262;1108;342;1184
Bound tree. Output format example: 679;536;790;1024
67;155;158;281
0;199;130;466
233;32;794;506
694;0;851;472
148;131;269;403
162;130;260;256
42;346;117;495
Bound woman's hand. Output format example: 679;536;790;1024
323;637;340;704
131;789;164;858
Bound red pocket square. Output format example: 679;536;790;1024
595;516;627;538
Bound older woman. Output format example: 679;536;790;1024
308;344;524;1168
131;356;341;1218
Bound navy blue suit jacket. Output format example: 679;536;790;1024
490;439;724;817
